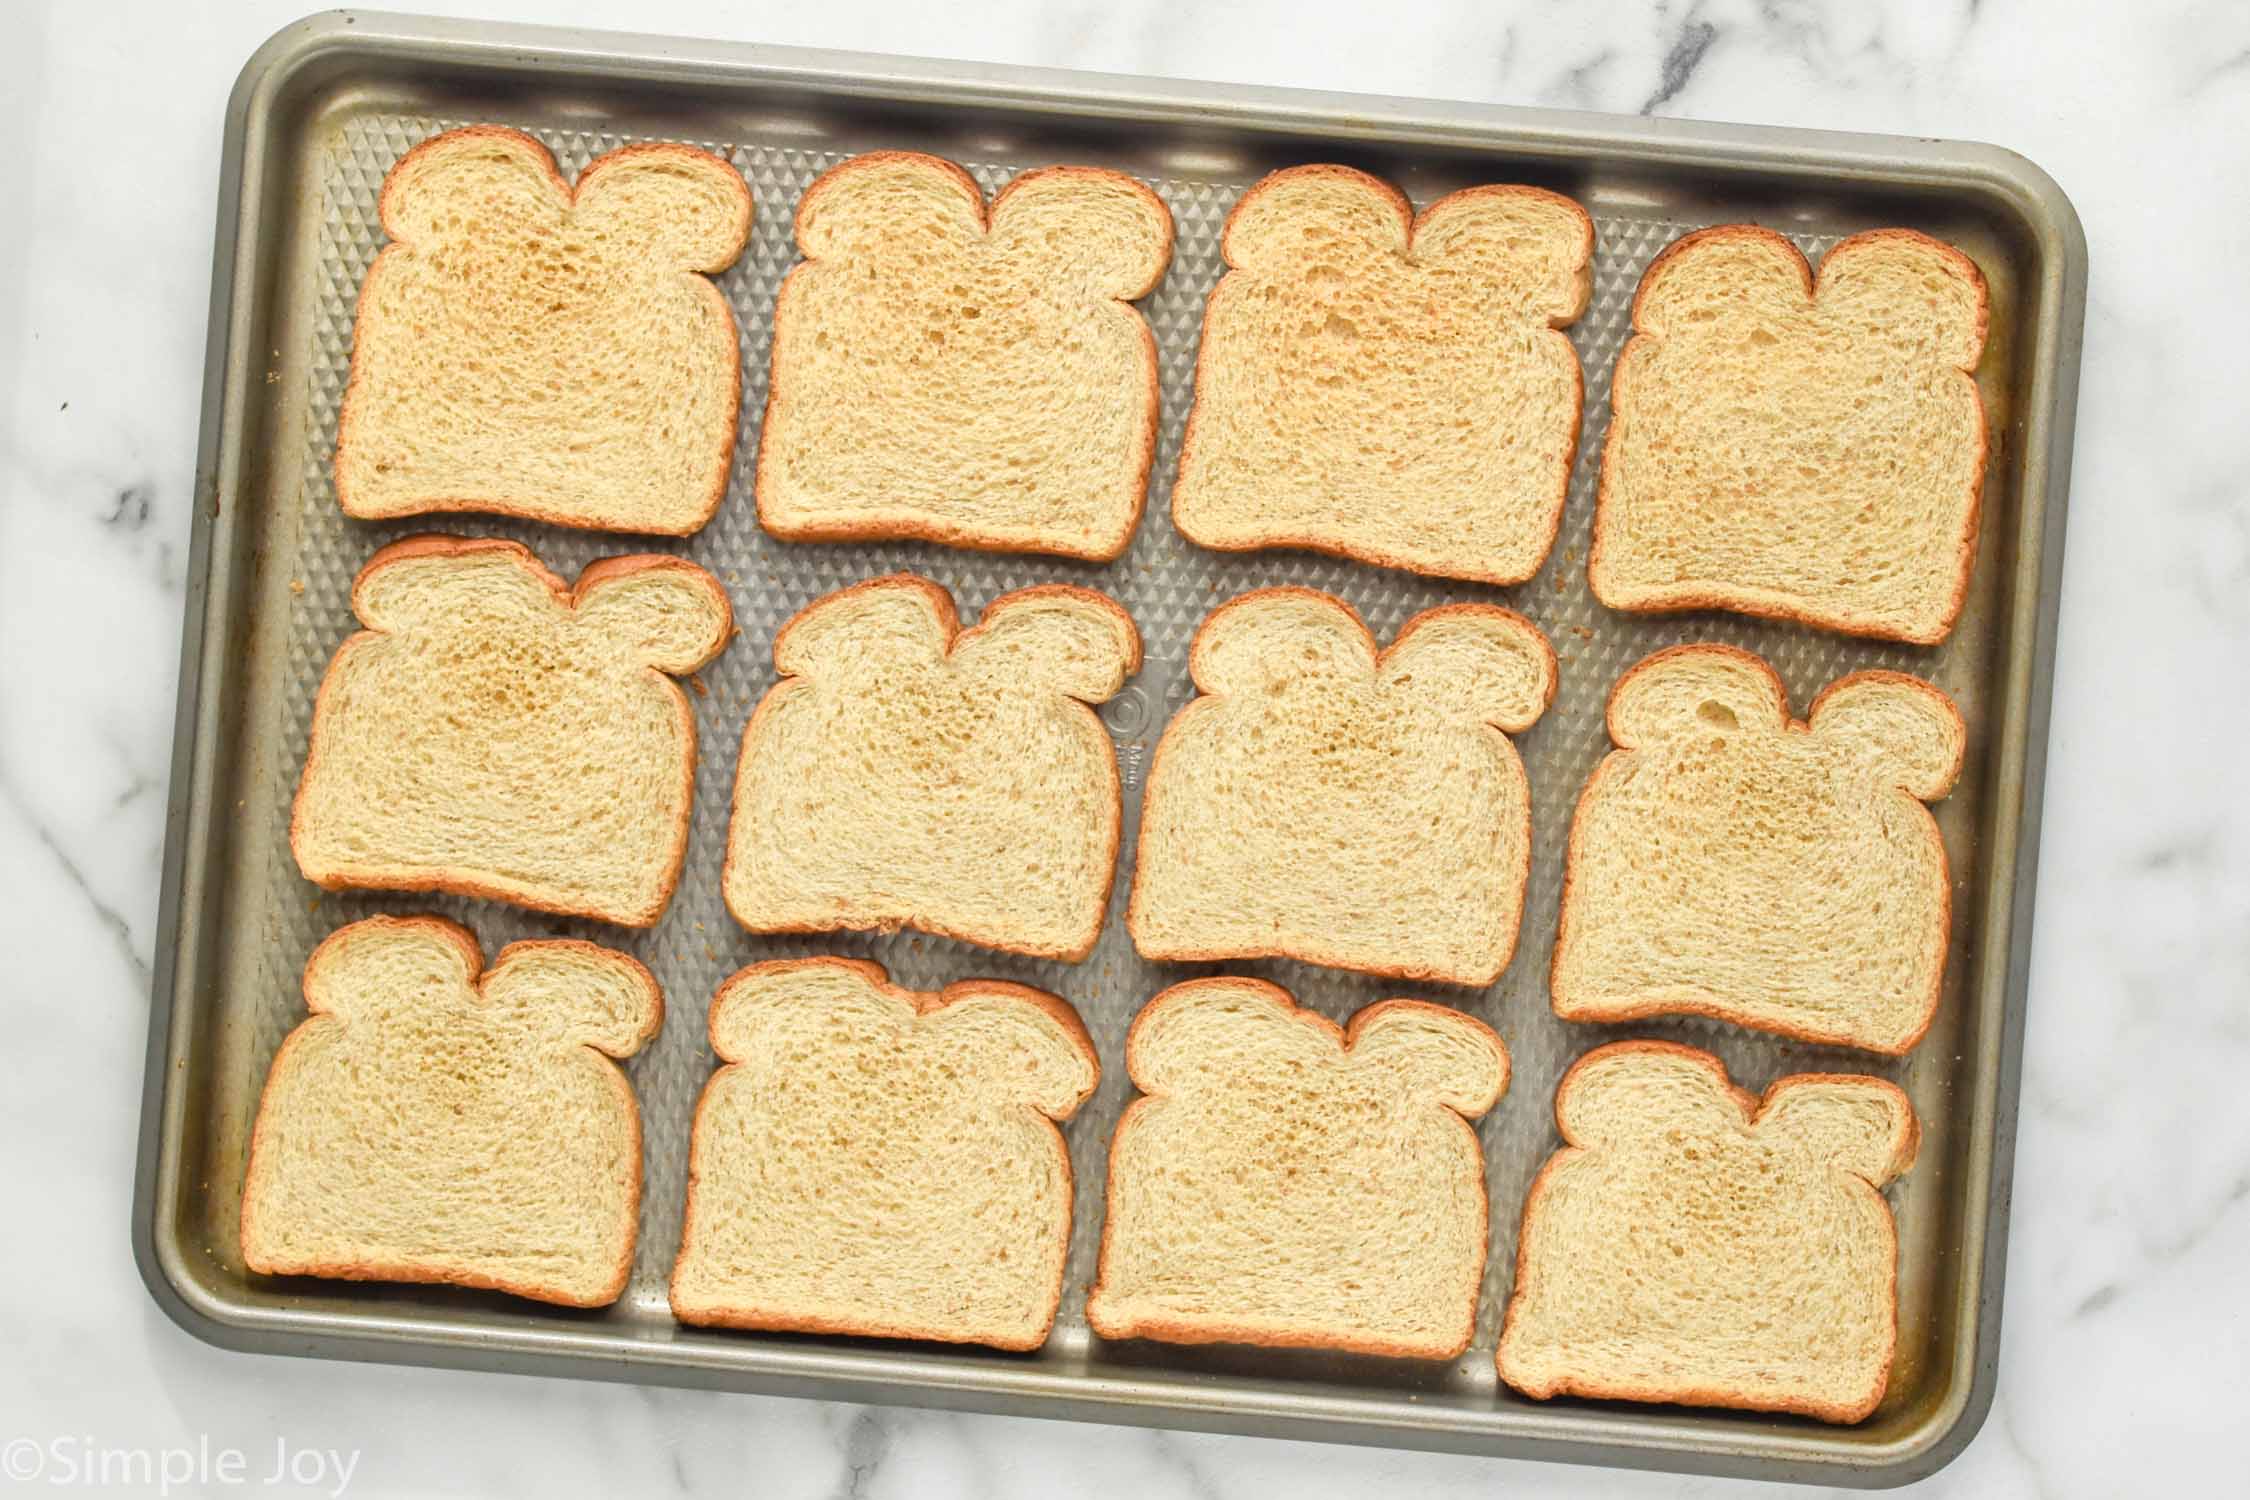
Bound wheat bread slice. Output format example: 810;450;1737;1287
1589;225;1990;643
240;915;662;1307
1551;644;1963;1053
669;957;1098;1350
291;536;733;926
1085;977;1508;1358
723;574;1140;960
1498;1041;1919;1422
1172;165;1593;584
1128;588;1554;985
755;151;1172;559
335;126;753;534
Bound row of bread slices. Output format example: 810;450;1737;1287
295;542;1962;1055
339;128;1990;645
243;918;1917;1425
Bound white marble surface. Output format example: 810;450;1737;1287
3;0;2245;1494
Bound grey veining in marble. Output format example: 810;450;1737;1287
2;0;2245;1495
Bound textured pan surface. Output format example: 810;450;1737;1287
135;13;2083;1487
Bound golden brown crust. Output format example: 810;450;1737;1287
1806;667;1969;794
1083;1290;1471;1360
578;141;756;272
701;955;1102;1094
1589;224;1990;644
672;956;1095;1349
756;151;1169;561
1385;601;1560;730
290;536;730;927
1174;166;1593;586
1218;162;1414;258
1765;1071;1922;1182
1497;1040;1911;1423
1127;588;1552;985
1178;583;1363;695
240;914;657;1309
962;582;1146;680
571;551;736;627
721;574;1138;962
488;938;668;1055
1413;183;1598;328
664;1300;1056;1352
1595;639;1788;749
789;149;983;243
336;126;751;535
991;165;1177;300
770;571;961;658
343;533;570;616
1087;978;1504;1359
1551;644;1959;1054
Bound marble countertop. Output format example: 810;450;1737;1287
4;0;2245;1495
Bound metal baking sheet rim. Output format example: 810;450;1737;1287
131;8;2087;1487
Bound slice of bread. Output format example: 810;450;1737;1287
1173;166;1592;583
1086;977;1508;1358
723;574;1140;960
670;957;1098;1350
1498;1042;1919;1422
755;151;1172;560
1551;645;1964;1053
336;126;753;535
1590;225;1989;643
1128;588;1555;985
241;915;662;1307
292;536;734;927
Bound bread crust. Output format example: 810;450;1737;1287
290;535;733;927
1173;165;1594;584
1086;977;1506;1358
1588;224;1991;644
1497;1040;1917;1422
721;573;1140;961
754;151;1171;560
670;956;1098;1350
1550;643;1962;1053
1125;587;1554;984
239;914;661;1308
334;127;752;535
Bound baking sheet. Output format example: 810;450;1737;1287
135;12;2085;1487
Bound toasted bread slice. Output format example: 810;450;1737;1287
723;574;1140;960
755;152;1172;559
1086;978;1508;1358
1128;588;1554;985
1551;645;1963;1053
291;537;733;927
670;957;1098;1350
1171;165;1591;583
240;916;662;1307
1498;1042;1919;1422
335;127;753;534
1590;225;1989;643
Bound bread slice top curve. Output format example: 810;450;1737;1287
1174;164;1594;584
1498;1040;1919;1422
1551;644;1964;1053
336;126;753;535
1086;976;1508;1359
1590;225;1990;643
1129;587;1555;985
670;956;1098;1350
755;151;1174;560
723;573;1141;960
240;914;662;1307
291;535;734;927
